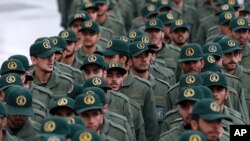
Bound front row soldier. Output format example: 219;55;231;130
4;85;40;141
75;90;129;141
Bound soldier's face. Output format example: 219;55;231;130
171;28;189;46
178;101;195;124
64;41;76;57
53;107;75;117
97;3;108;16
181;60;204;74
83;64;106;80
209;86;228;106
222;51;241;71
86;9;98;21
106;71;124;91
163;25;171;40
131;52;151;72
82;30;100;47
7;115;28;128
191;118;222;141
31;54;55;73
80;110;104;132
146;29;164;49
70;20;83;37
219;24;232;37
231;29;249;46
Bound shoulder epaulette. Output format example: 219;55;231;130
134;75;151;86
107;111;128;122
56;72;74;83
58;62;81;73
31;83;54;96
108;119;127;133
224;73;240;80
155;77;171;88
110;90;129;101
200;15;213;23
225;106;243;120
167;82;179;92
31;119;41;132
168;45;181;52
164;108;178;119
159;126;178;138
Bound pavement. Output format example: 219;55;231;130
0;0;63;66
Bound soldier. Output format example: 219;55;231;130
50;36;68;63
202;72;246;131
157;12;175;45
74;91;129;141
219;37;250;119
75;20;103;61
68;11;90;50
56;0;74;29
4;85;40;141
144;19;181;79
129;41;170;131
97;39;159;141
170;19;190;49
229;17;250;68
58;29;83;69
93;0;126;36
159;86;205;141
190;99;230;141
49;96;76;117
202;42;223;65
29;38;74;95
105;62;147;141
239;3;250;19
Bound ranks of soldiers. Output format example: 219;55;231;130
2;0;250;140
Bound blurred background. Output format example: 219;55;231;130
0;0;63;65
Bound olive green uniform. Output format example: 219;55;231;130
100;26;114;40
196;2;214;28
75;45;103;61
105;111;135;141
240;42;250;69
131;17;144;30
54;61;83;83
119;73;159;141
4;118;40;141
100;14;126;36
71;56;83;70
2;129;23;141
148;73;170;131
129;101;146;141
115;0;133;31
99;117;129;141
161;108;180;133
32;71;73;95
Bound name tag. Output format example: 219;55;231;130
156;106;164;123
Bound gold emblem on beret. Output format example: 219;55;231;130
57;98;68;106
239;4;245;11
44;121;56;132
224;12;232;20
85;21;92;27
106;40;112;48
74;13;83;19
85;2;93;8
189;134;201;141
137;42;145;49
43;39;51;49
92;78;102;85
175;19;183;25
79;132;92;141
120;36;129;43
185;48;194;56
228;0;235;5
6;75;16;83
84;95;95;105
161;0;168;4
209;74;219;82
151;0;157;2
228;40;236;47
166;13;173;20
87;55;97;62
147;5;155;12
186;76;196;84
208;45;217;52
210;102;220;112
47;136;60;141
184;88;195;97
237;18;245;25
149;20;157;26
207;55;215;63
129;31;137;39
142;37;150;43
52;38;58;45
61;31;69;38
7;62;17;70
109;62;118;68
16;95;26;106
221;4;229;10
66;117;75;124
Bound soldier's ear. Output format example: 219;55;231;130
190;119;198;130
97;33;101;40
30;56;37;65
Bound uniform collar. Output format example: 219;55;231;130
122;72;135;86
